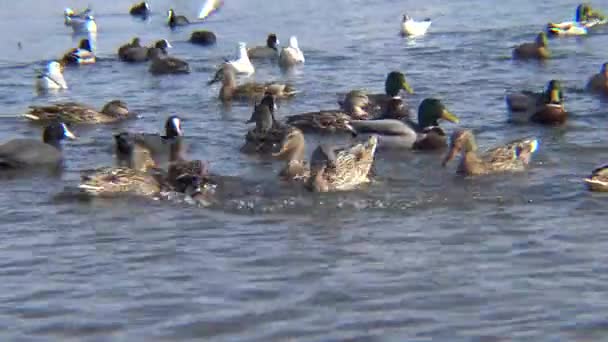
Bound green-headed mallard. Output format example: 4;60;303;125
584;164;608;191
61;38;95;65
513;32;550;60
208;64;296;102
350;98;459;150
442;129;538;176
24;100;135;124
247;34;280;59
506;79;567;125
587;62;608;96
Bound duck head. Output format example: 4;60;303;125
101;100;131;118
64;7;75;16
267;33;280;49
131;37;141;46
79;38;92;52
165;115;183;138
544;80;563;104
535;32;548;47
43;122;77;146
154;39;172;52
441;129;476;167
272;127;306;161
418;98;459;129
385;71;413;97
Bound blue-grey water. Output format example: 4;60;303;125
1;0;608;340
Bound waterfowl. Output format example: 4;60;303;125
64;7;92;26
400;15;432;37
35;61;68;91
350;98;459;150
129;2;150;18
223;42;255;75
67;15;97;34
546;21;589;37
271;127;309;181
118;37;142;59
119;39;171;63
167;137;208;189
586;62;608;96
167;8;190;28
0;122;76;169
247;34;280;59
116;116;183;158
148;48;190;75
576;3;607;22
190;30;217;46
279;36;305;68
512;32;550;60
506;80;567;125
61;38;95;65
584;164;608;192
24;100;135;124
442;130;538;176
241;93;288;154
208;64;296;102
285;110;358;135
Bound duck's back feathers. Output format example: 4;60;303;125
285;111;355;135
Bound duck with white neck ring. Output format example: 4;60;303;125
279;36;305;68
35;61;68;92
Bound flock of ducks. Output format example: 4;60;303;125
4;2;608;207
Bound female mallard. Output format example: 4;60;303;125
442;129;538;176
584;164;608;191
400;14;432;37
24;100;135;124
148;47;190;74
586;62;608;96
284;110;358;135
208;64;296;102
506;79;567;125
119;39;171;63
247;34;280;59
340;71;414;118
279;36;305;68
61;38;95;65
350;98;459;150
512;32;550;60
241;93;289;154
35;61;68;91
271;126;309;181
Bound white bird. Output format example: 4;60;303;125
279;36;305;68
224;42;255;75
67;15;97;34
35;61;68;91
400;15;432;37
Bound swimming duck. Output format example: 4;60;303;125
64;6;92;26
279;36;305;68
350;98;459;150
129;2;150;18
35;61;68;91
546;21;589;37
67;15;97;34
24;100;135;124
190;30;217;46
118;37;142;59
512;32;550;60
167;8;190;28
0;122;76;169
119;39;171;63
271;126;310;181
241;93;288;154
442;129;538;176
247;34;280;59
116;116;183;159
148;48;190;75
400;15;432;37
506;80;567;125
586;62;608;96
222;42;255;75
284;110;358;135
208;64;296;102
61;38;95;65
576;3;607;22
584;164;608;192
167;137;208;190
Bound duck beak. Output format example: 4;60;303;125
441;109;459;123
402;81;414;94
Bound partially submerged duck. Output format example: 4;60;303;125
208;64;296;102
190;30;217;46
241;93;287;154
116;115;183;158
584;164;608;192
24;100;135;124
506;80;567;125
248;34;280;59
167;136;208;190
279;36;305;68
442;129;538;176
512;32;550;60
400;14;432;37
148;48;190;75
119;39;171;63
284;110;358;135
167;8;190;27
35;61;68;91
61;38;95;65
129;2;150;18
586;62;608;96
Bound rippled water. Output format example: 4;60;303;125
1;0;608;340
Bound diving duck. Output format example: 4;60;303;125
148;48;190;75
442;129;538;176
116;115;183;159
0;122;76;169
167;8;190;27
400;15;432;37
247;34;280;59
586;62;608;96
279;36;305;68
208;64;296;102
24;100;135;124
119;39;171;63
512;32;550;60
350;98;459;150
129;2;150;18
35;61;68;91
241;93;288;154
61;38;95;65
584;164;608;192
506;79;567;125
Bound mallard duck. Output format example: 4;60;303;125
512;32;550;60
64;7;92;26
442;129;538;176
241;93;288;154
279;36;305;68
340;71;414;119
576;3;607;22
586;62;608;96
350;98;459;150
208;64;296;102
148;48;190;75
35;61;68;91
584;164;608;191
167;8;190;27
248;34;280;59
546;21;589;37
61;38;95;65
129;1;150;17
284;110;358;135
24;100;135;124
400;15;432;37
190;30;217;46
272;126;309;181
506;80;567;125
118;37;141;58
67;15;97;34
116;115;183;158
0;122;76;169
119;39;171;63
167;137;208;189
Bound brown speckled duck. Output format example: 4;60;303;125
23;100;135;124
512;32;550;60
586;62;608;96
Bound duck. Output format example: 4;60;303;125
129;2;150;18
118;37;142;59
115;115;183;159
575;3;607;23
222;42;255;75
167;8;190;28
208;64;296;102
0;122;76;169
512;32;550;60
241;93;288;154
349;98;459;150
442;129;538;176
67;15;97;34
339;71;414;119
584;164;608;192
61;38;95;65
119;39;171;63
279;36;305;68
64;6;92;26
546;21;589;37
284;110;358;135
35;61;68;91
586;62;608;96
247;34;280;59
24;100;135;124
400;14;432;37
190;30;217;46
167;136;208;190
271;127;310;181
148;48;190;75
506;80;567;125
